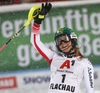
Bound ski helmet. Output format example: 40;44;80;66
54;27;77;52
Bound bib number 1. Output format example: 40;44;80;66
61;74;66;83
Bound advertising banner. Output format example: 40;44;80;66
0;67;99;93
0;69;50;93
0;2;100;72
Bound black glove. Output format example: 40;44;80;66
34;2;52;24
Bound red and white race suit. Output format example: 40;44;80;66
30;23;94;93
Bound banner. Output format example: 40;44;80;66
0;2;100;72
0;67;99;93
0;69;50;93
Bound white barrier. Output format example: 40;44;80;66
0;67;99;93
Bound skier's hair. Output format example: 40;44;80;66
74;47;85;60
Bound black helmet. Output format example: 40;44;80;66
54;27;77;53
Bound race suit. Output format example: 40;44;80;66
30;23;94;93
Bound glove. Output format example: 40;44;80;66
34;2;52;24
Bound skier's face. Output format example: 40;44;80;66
58;36;72;53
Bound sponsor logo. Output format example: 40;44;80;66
0;76;17;89
23;76;50;84
57;69;73;74
57;29;63;33
88;67;94;88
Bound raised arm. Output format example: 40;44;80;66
30;2;54;65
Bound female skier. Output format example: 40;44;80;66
30;2;94;93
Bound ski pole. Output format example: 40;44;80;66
0;5;41;51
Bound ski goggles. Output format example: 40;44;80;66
55;35;70;46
